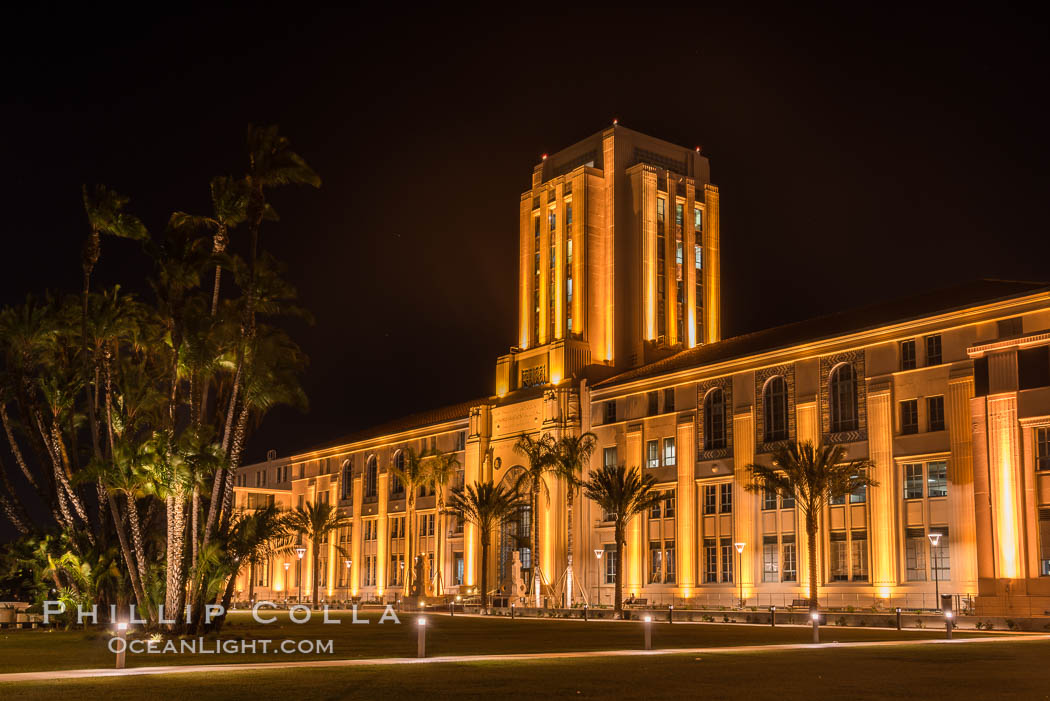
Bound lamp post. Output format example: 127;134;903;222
295;546;307;605
594;549;604;606
928;533;941;610
417;617;427;658
811;610;820;644
283;562;291;603
344;559;352;603
734;542;746;608
114;622;128;669
643;614;652;650
944;609;954;640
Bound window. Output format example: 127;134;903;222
904;464;923;499
453;553;464;586
930;526;950;582
603;401;617;424
703;539;717;583
762;487;777;511
927;461;948;498
456;431;466;451
782;535;797;582
647;391;659;416
850;531;868;581
566;202;573;228
719;483;733;513
829;532;848;581
905;527;926;581
720;538;734;583
341;459;353;500
703;388;726;450
603;446;617;468
703;485;716;515
664;490;676;517
390;451;406;497
649;542;662;583
763;376;789;442
675;202;684;228
604;544;617;584
1038;509;1050;577
1037;428;1050;472
900;399;918;435
664;540;675;583
664;388;675;413
657;197;665;227
781;491;795;510
850;472;867;504
925;335;942;365
829;364;858;433
646;440;660;469
364;456;378;498
548;210;556;231
650;497;661;519
663;437;676;467
762;537;778;582
900;340;917;371
364;555;377;586
928;396;945;432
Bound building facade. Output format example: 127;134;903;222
235;126;1050;616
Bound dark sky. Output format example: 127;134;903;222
2;5;1048;464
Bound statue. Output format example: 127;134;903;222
409;554;426;597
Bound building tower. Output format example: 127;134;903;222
496;124;721;397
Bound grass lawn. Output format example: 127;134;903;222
1;639;1047;700
0;611;1009;674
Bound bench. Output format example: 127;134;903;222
625;598;649;608
791;599;810;608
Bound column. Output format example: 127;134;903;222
377;472;389;596
702;184;720;344
796;401;820;593
866;383;898;594
986;395;1024;579
733;409;756;600
676;416;696;593
351;475;362;596
626;425;644;595
947;374;978;594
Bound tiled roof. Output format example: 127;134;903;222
595;279;1050;389
311;396;487;452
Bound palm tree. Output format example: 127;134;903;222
582;464;664;617
443;481;525;611
510;432;556;605
283;501;351;608
423;449;459;594
746;441;876;612
550;432;596;607
388;447;430;595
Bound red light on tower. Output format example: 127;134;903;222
541;153;548;160
613;118;618;125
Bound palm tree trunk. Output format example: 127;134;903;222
532;482;541;607
109;491;149;620
312;542;320;608
191;484;200;569
127;493;147;584
165;494;186;629
480;527;490;611
614;524;624;617
565;490;574;608
248;560;256;604
806;508;819;611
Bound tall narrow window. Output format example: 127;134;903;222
647;391;659;416
704;388;726;450
1039;509;1050;576
720;537;734;583
905;527;927;581
604;544;618;584
364;456;378;499
1036;428;1050;472
603;401;617;424
703;539;717;582
900;340;917;370
664;388;675;412
829;532;848;581
930;527;950;582
925;335;942;365
646;440;660;469
603;446;617;468
782;535;797;581
762;536;779;582
762;486;777;511
664;540;675;583
763;375;789;442
391;450;405;497
927;461;948;497
703;484;716;515
649;541;662;584
901;399;918;435
850;530;869;581
927;396;945;432
663;437;676;467
829;364;858;433
719;482;733;513
904;464;924;499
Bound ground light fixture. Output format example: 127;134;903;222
295;547;307;603
417;617;427;658
945;610;954;640
643;615;652;650
811;611;820;644
114;622;128;669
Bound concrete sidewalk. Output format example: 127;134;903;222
1;633;1047;684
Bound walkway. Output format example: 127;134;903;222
1;633;1047;684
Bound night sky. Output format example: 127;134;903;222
2;6;1048;464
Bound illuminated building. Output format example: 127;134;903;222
235;125;1050;616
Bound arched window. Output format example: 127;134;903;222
340;458;353;500
829;364;858;433
763;376;788;442
390;450;405;497
364;455;378;498
704;388;726;450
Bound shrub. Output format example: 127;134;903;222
836;616;847;627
